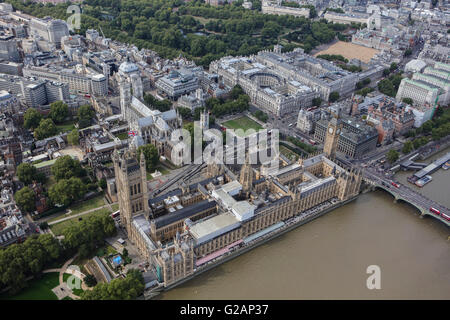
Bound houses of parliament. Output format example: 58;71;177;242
113;110;362;288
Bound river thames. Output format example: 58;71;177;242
160;149;450;300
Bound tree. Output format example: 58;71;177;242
421;120;433;133
80;268;144;300
137;144;159;172
23;108;43;130
413;136;429;149
14;187;36;212
39;222;49;230
261;21;281;39
98;178;107;190
378;79;395;97
62;212;116;258
49;101;69;124
312;97;322;107
77;105;95;129
387;150;399;163
253;110;268;122
329;92;340;103
404;48;412;57
405;129;416;138
16;163;38;185
0;234;62;294
402;141;414;154
34;118;58;140
390;62;397;72
84;274;97;287
229;85;244;100
67;129;79;145
383;68;391;76
177;107;192;120
51;155;84;181
402;98;413;105
356;81;364;90
49;177;87;206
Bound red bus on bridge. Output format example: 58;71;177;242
391;182;400;188
441;212;450;221
429;207;440;216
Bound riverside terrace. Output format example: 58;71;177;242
114;145;363;288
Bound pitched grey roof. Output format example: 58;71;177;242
153;199;216;229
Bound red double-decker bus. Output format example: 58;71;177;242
429;207;440;216
391;182;400;188
441;212;450;221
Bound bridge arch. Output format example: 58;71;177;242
395;198;424;215
374;186;397;199
371;183;450;227
374;186;424;214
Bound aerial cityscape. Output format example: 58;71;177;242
0;0;448;302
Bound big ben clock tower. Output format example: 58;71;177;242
323;111;343;159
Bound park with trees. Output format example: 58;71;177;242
80;268;144;300
0;210;123;299
6;0;357;67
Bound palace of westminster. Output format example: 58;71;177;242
113;109;362;287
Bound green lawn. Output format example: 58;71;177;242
56;121;76;133
223;116;263;137
48;195;106;223
111;203;119;212
0;272;59;300
115;132;129;140
50;208;111;236
280;145;300;161
69;195;106;215
63;273;84;297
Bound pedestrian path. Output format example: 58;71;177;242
44;255;90;300
48;204;110;226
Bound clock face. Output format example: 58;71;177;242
328;127;334;134
336;128;340;134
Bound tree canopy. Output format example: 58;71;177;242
67;129;80;145
0;234;62;294
329;92;340;103
61;212;116;258
386;149;399;163
23;108;43;130
49;101;69;124
77;105;96;129
51;155;85;181
80;268;144;300
14;186;36;213
137;144;159;172
16;162;45;185
34;118;58;140
5;0;351;66
48;177;87;206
